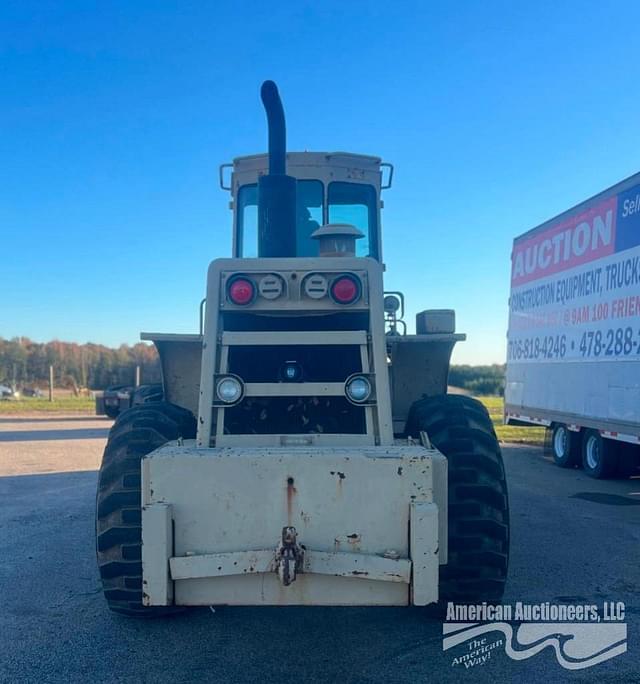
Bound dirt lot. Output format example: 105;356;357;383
0;414;638;683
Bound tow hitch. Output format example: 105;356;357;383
275;526;304;586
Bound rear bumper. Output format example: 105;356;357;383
141;443;447;606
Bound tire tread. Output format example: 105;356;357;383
96;402;195;617
406;394;509;604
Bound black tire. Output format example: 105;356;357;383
405;394;509;604
550;423;580;468
617;442;640;478
104;404;120;419
131;383;164;406
581;429;618;479
96;401;196;617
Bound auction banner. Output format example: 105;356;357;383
508;183;640;363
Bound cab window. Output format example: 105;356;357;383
295;180;323;256
237;180;324;257
237;184;258;257
328;182;378;258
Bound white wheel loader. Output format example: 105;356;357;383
96;81;509;616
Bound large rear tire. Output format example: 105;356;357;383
405;394;509;604
96;401;196;617
104;404;120;419
131;383;164;406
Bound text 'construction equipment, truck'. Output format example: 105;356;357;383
95;81;509;616
506;174;640;478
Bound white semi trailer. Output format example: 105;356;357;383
505;173;640;478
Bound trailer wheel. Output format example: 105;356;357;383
96;402;196;617
550;423;580;468
405;394;509;604
582;429;618;479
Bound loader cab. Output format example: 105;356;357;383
220;152;393;260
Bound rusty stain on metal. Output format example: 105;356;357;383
300;509;311;525
286;476;297;522
335;533;361;544
397;466;403;476
334;533;361;552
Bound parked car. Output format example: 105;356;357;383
21;387;44;398
0;384;18;399
96;383;163;418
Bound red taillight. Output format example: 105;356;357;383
331;275;360;304
228;277;255;305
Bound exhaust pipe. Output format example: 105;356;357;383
258;80;297;258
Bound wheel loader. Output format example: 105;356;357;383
96;81;509;616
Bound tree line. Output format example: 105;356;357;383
448;364;505;396
0;336;506;396
0;337;161;390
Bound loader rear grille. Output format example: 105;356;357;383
224;397;365;434
212;321;374;444
221;342;367;435
228;345;361;383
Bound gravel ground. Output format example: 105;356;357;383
0;415;638;683
0;414;110;476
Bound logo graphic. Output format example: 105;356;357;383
443;603;627;670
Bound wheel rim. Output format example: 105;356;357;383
553;427;567;459
586;435;600;470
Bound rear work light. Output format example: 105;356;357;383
330;274;361;305
345;374;373;404
215;375;244;405
228;277;255;305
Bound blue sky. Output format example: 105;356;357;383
1;1;639;364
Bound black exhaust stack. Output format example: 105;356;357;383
258;80;297;258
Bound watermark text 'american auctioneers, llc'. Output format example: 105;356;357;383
446;600;625;623
443;601;627;671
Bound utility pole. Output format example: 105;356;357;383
81;349;87;389
135;365;141;388
49;365;54;402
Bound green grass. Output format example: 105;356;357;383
0;396;95;414
476;395;545;445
